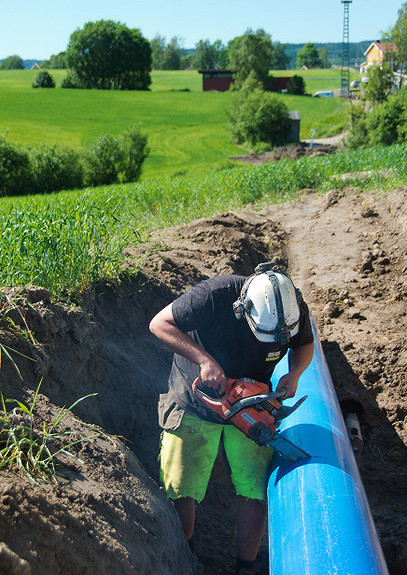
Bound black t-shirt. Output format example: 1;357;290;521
158;275;313;429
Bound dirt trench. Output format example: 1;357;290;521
0;188;406;575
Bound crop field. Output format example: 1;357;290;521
0;69;349;179
1;143;406;295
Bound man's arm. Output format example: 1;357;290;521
275;342;314;400
149;303;227;393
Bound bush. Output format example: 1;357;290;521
368;97;405;146
84;127;149;186
118;126;149;182
61;70;84;89
0;127;149;197
347;103;369;149
28;144;84;193
0;136;32;196
263;74;275;92
229;87;290;148
287;75;305;95
84;134;124;186
348;88;407;149
32;71;56;89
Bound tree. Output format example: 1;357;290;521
41;52;67;69
66;20;151;90
296;43;322;68
0;55;24;70
151;34;166;69
192;39;229;70
161;37;182;70
390;2;407;82
193;40;216;69
228;75;290;148
32;71;56;88
228;29;274;88
212;40;229;69
271;43;290;70
363;64;394;105
318;47;330;69
180;53;193;70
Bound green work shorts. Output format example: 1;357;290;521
159;412;273;503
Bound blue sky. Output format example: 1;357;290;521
0;0;403;59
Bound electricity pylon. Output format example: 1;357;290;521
341;0;352;98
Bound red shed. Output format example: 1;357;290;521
198;70;234;92
271;77;291;91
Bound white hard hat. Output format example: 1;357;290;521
233;264;300;343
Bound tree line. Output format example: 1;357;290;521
0;19;375;85
0;24;314;91
0;40;378;74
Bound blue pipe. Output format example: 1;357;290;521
267;319;389;575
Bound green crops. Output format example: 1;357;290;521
1;142;406;294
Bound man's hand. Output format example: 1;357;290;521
275;342;314;400
200;359;227;395
275;373;299;400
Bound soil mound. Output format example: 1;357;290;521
0;189;406;574
230;142;337;165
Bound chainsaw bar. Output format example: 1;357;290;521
266;432;310;463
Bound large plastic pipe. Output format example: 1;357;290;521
267;320;389;575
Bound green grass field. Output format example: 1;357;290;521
271;68;360;93
1;143;406;294
0;69;349;179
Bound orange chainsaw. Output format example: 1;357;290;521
192;376;310;463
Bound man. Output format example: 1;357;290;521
149;262;314;575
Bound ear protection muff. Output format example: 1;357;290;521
233;275;255;319
232;293;253;319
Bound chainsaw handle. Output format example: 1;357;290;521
192;377;289;420
223;387;287;419
191;376;236;419
192;376;235;402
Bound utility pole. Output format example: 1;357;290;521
341;0;352;98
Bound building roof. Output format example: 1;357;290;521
364;41;396;56
198;69;233;74
288;110;301;121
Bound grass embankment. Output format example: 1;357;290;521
0;69;349;179
1;144;406;295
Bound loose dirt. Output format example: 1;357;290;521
230;142;338;165
0;186;405;575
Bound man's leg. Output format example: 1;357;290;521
222;424;273;573
174;496;195;541
159;413;223;544
236;496;266;561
